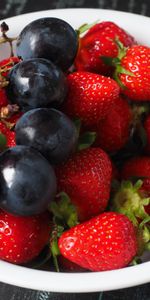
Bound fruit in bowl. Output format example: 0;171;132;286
0;8;150;293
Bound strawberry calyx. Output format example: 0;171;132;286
49;192;80;271
113;65;134;89
112;179;150;253
0;105;21;151
0;57;20;78
49;192;79;229
0;62;15;88
73;117;81;137
0;104;19;120
130;103;150;149
76;20;99;36
0;103;19;131
113;179;150;226
131;103;150;120
0;132;7;150
73;117;96;151
101;38;134;88
0;56;20;88
0;75;9;88
78;131;96;151
131;256;142;265
50;223;64;272
139;217;150;251
115;38;128;60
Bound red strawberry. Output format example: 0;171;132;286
6;130;16;148
58;212;137;271
95;97;132;153
0;112;21;149
114;45;150;101
75;22;136;75
56;148;112;221
0;121;16;148
7;112;23;125
0;88;8;107
0;121;8;151
0;209;50;264
58;255;86;272
64;71;120;129
0;121;8;134
0;56;20;77
121;156;150;191
0;56;19;67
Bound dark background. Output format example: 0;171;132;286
1;0;150;19
0;0;150;299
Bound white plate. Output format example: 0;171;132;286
0;8;150;292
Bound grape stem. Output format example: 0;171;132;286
0;22;17;57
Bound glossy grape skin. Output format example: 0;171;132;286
6;58;67;111
0;146;57;216
15;108;78;164
16;17;79;71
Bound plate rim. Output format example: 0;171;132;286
1;7;150;23
0;259;150;292
0;7;150;292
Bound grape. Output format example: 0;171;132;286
0;146;57;216
16;18;78;71
15;108;78;164
6;58;67;111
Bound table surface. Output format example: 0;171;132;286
0;0;150;299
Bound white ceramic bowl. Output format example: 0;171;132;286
0;8;150;293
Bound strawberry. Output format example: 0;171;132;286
6;130;16;148
111;45;150;101
64;71;120;129
58;255;86;272
75;22;136;75
112;159;150;253
121;156;150;216
55;148;112;221
0;209;50;264
0;88;8;107
7;111;23;125
0;120;8;134
0;57;19;68
58;212;137;271
0;56;20;77
95;97;132;153
0;111;21;149
121;156;150;193
0;121;16;149
0;121;8;151
0;56;20;91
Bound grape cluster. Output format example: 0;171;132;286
1;18;79;216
